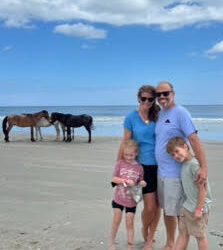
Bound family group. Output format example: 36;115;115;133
110;81;212;250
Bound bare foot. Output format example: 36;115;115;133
144;240;153;250
127;242;133;250
163;245;173;250
109;243;116;250
141;227;148;242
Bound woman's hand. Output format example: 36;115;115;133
139;180;147;187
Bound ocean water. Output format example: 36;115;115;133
0;105;223;142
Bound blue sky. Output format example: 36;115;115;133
0;0;223;106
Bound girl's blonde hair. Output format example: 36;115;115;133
123;139;139;154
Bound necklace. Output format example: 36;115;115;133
138;109;150;124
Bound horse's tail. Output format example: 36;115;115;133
2;116;8;135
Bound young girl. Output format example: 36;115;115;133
110;139;147;250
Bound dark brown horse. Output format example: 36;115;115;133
2;110;50;142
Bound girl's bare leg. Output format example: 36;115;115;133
125;212;135;250
110;209;122;249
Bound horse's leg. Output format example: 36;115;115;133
54;123;60;141
61;124;66;141
72;128;74;141
85;126;91;143
35;126;38;141
39;127;43;141
66;126;71;142
6;124;13;142
30;127;35;142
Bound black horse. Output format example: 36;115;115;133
50;112;93;143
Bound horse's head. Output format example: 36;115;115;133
50;112;58;124
41;110;50;121
50;112;64;124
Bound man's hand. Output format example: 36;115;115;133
195;167;207;185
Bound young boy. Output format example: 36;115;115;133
166;137;212;250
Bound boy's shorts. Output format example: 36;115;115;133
179;207;209;238
158;176;184;216
112;200;136;214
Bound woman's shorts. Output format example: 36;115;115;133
142;165;158;194
112;200;136;214
179;207;209;238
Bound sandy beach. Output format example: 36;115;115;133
0;133;222;250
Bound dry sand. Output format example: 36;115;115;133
0;132;222;250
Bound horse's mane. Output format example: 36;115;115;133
22;110;48;117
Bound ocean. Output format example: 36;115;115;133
0;105;223;142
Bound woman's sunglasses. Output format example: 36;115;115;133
140;97;155;103
155;91;173;98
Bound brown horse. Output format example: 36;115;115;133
2;110;50;142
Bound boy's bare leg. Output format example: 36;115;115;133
173;231;189;250
125;212;135;250
163;215;177;250
196;236;208;250
110;209;122;249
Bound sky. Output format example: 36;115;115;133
0;0;223;106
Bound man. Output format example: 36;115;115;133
155;81;207;250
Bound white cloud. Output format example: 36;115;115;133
205;40;223;59
2;45;12;51
53;23;107;39
0;0;223;31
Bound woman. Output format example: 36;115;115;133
117;85;161;250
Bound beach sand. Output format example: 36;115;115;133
0;132;222;250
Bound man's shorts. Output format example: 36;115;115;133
112;200;136;214
142;165;158;194
179;207;209;238
158;176;184;216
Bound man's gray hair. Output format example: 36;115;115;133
157;81;174;91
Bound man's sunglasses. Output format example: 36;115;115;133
155;91;173;98
140;97;155;103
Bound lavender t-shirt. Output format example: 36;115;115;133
113;160;144;207
155;105;197;178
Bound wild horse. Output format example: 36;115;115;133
2;110;50;142
50;112;93;143
35;117;66;141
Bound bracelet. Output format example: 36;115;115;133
196;206;203;212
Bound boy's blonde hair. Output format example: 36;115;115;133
123;139;139;154
166;137;188;154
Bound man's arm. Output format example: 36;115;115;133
188;133;208;184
